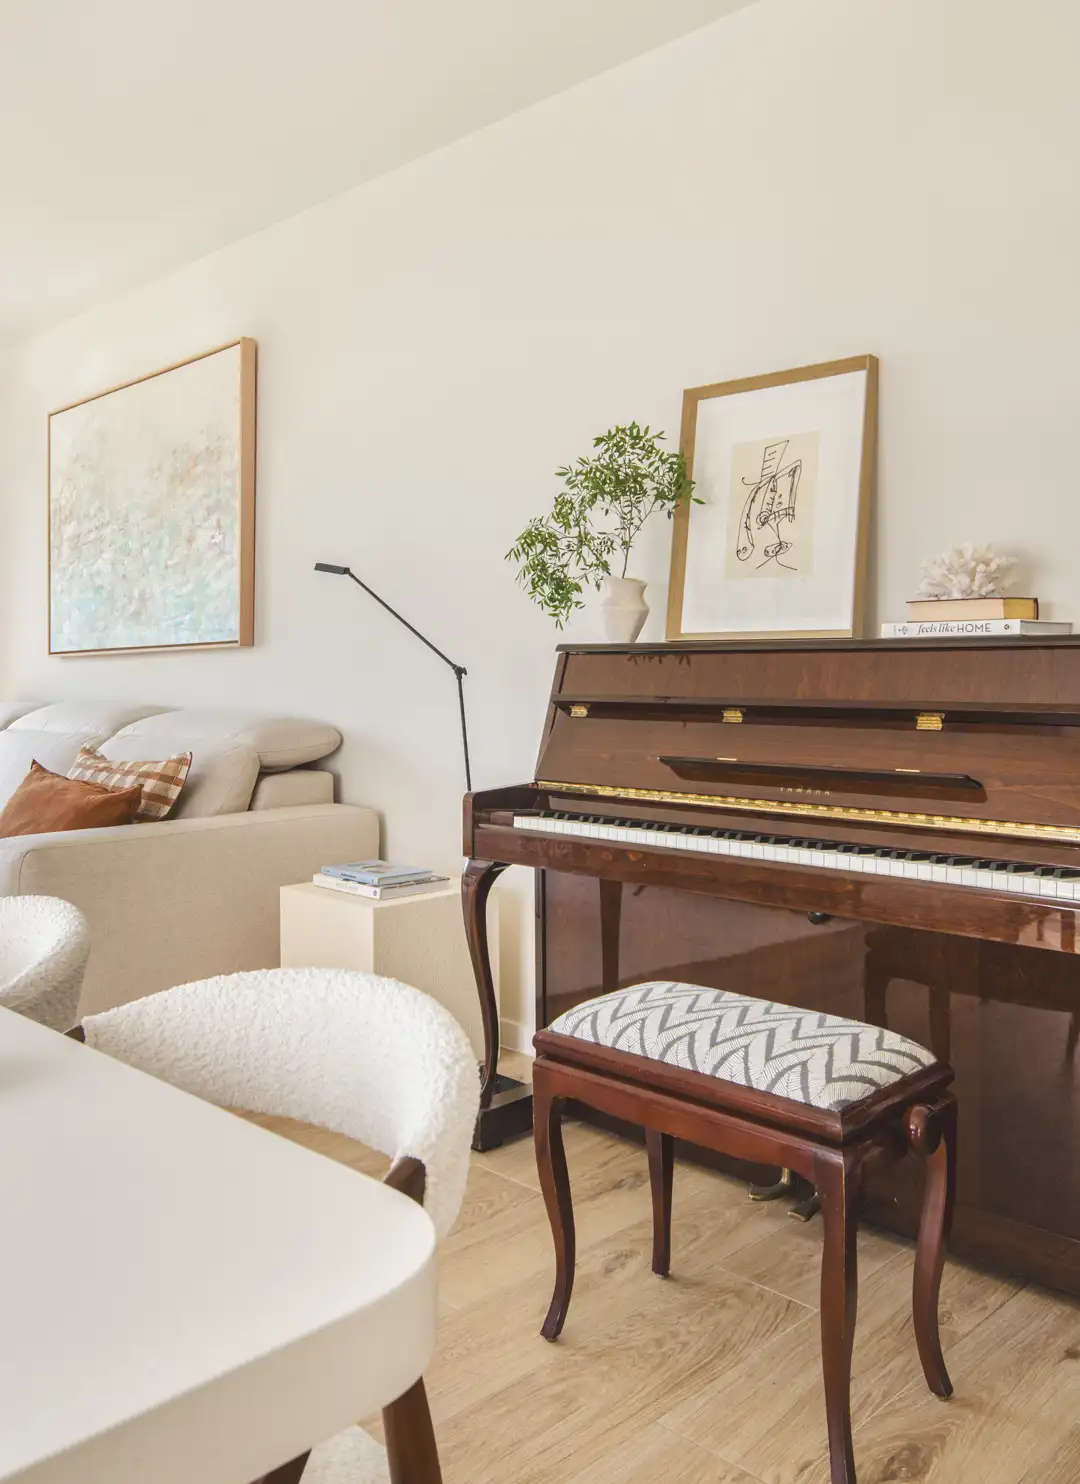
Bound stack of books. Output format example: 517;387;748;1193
312;860;449;900
881;596;1071;639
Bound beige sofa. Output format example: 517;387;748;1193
0;701;378;1014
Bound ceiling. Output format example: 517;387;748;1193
0;0;754;347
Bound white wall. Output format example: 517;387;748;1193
2;0;1078;1039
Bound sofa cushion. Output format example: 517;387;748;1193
100;735;260;818
0;703;40;731
69;746;192;823
9;702;167;739
106;710;340;772
0;705;171;809
0;732;92;809
0;762;142;838
249;770;335;810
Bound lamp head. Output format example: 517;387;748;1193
314;562;350;575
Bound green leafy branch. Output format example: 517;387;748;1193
506;422;697;627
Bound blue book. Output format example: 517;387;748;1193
320;859;433;886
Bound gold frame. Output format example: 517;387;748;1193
665;354;877;642
47;337;257;657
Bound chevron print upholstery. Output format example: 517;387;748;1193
548;981;937;1111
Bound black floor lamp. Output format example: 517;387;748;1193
314;563;472;791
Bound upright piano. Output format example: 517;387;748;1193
463;637;1080;1294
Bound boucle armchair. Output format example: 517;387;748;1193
0;895;89;1029
78;967;480;1483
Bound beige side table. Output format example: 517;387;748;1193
279;879;493;1059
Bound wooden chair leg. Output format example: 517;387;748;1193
384;1377;442;1484
815;1150;861;1484
534;1072;575;1341
908;1094;958;1399
646;1129;674;1277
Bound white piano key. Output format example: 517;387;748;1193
511;816;1080;908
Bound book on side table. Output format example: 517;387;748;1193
313;859;449;899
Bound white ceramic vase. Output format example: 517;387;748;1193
599;575;649;643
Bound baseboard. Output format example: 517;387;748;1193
499;1017;535;1056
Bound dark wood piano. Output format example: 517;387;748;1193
463;636;1080;1295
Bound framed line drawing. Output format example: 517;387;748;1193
666;355;877;641
48;337;256;656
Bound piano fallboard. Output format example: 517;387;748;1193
540;644;1080;837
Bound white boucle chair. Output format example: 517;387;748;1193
0;895;90;1030
75;966;481;1484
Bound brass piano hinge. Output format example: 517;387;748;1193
916;712;945;731
722;708;744;724
569;704;589;718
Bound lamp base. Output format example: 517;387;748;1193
472;1073;533;1152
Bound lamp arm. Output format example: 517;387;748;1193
317;563;472;791
339;569;466;678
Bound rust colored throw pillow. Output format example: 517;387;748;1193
0;761;142;838
67;745;192;823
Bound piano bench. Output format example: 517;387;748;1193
531;981;957;1484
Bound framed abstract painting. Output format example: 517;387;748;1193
665;355;877;641
48;338;256;655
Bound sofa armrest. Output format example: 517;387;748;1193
0;804;380;1015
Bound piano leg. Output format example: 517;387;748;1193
462;859;532;1151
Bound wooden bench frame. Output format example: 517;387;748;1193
532;1029;957;1484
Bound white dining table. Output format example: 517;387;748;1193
0;1006;437;1484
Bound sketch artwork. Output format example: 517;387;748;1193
668;356;874;639
725;430;819;580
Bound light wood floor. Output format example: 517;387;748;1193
257;1055;1080;1484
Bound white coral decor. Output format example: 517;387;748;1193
917;543;1017;600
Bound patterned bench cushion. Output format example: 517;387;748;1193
547;981;937;1112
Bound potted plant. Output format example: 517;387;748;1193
506;422;696;641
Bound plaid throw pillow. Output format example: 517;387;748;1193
68;745;192;823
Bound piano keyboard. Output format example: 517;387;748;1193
514;812;1080;901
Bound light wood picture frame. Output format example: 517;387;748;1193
666;355;877;641
48;337;256;656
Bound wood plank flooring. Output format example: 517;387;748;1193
253;1054;1080;1484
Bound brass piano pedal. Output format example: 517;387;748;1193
788;1191;821;1223
748;1167;795;1202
